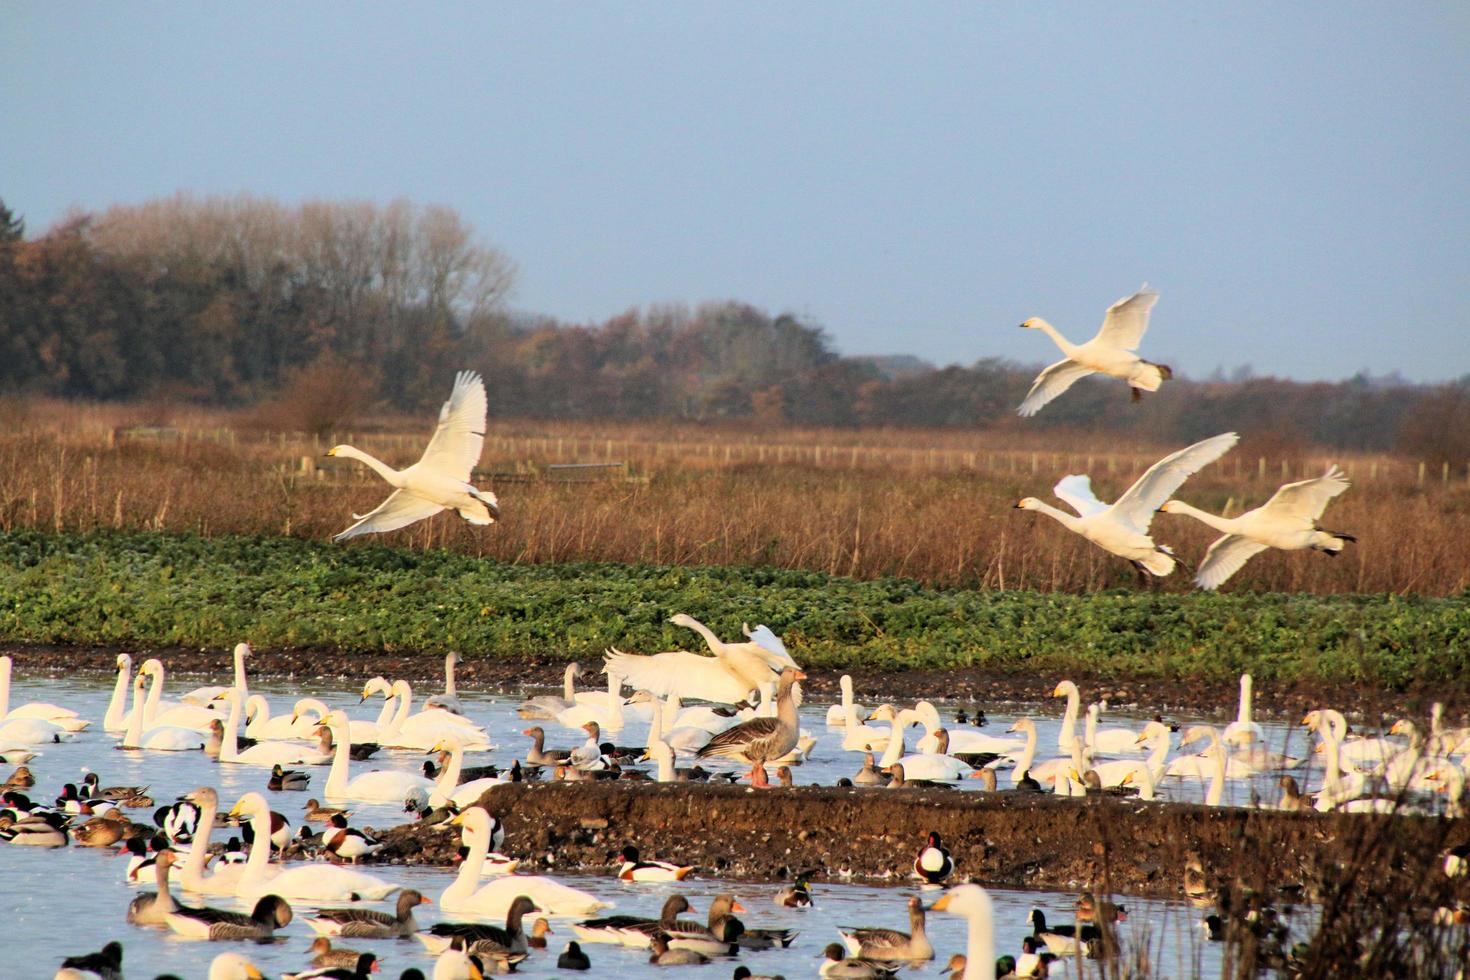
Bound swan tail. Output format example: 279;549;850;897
1131;361;1172;393
1313;527;1356;553
1135;550;1176;578
465;487;500;522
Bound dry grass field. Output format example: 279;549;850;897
2;397;1467;594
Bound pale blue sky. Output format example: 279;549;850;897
6;4;1468;381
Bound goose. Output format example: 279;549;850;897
213;689;320;766
418;901;545;957
914;701;1022;756
853;752;885;786
53;941;124;980
827;674;869;728
180;642;251;706
696;668;805;786
819;943;901;977
522;726;573;766
838;895;934;960
307;888;432;938
914;831;954;884
0;655;88;731
618;844;693;881
425;651;466;714
166;893;293;940
1159;465;1355;589
139;659;223;731
1275;775;1309;811
318;710;434;803
305;938;376;971
102;654;135;732
327;370;498;540
1084;702;1142;756
1016;283;1171;416
120;674;205;751
269;764;310;791
1015;433;1239;576
126;847;180;925
557;942;592;970
441;807;609;916
230;791;399;901
366;678;490;749
174;788;245;895
871;708;973;783
517;663;584;719
932;884;995;980
429;735;507;808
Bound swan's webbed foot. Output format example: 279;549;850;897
749;765;771;788
1130;386;1143;403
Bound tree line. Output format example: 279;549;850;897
1;194;1466;457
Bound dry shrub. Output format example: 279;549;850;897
247;352;380;438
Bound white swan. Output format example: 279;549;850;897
932;884;995;979
1221;673;1265;746
440;807;610;916
1121;760;1158;800
1015;433;1239;577
424;651;465;714
429;735;508;808
180;642;251;706
319;710;434;803
213;689;321;766
876;708;970;781
518;663;584;719
327;370;498;540
552;672;628;733
230;791;398;901
103;653;134;732
1177;726;1228;805
1090;729;1170;789
0;711;69;744
365;678;490;749
1004;718;1074;787
1017;284;1171;416
839;686;891;752
175;787;246;896
140;659;223;732
1307;709;1396;769
1084;702;1142;756
120;674;205;751
1160;465;1355;590
647;695;721;755
243;695;317;740
826;674;868;728
604;615;797;705
914;701;1022;756
0;656;88;731
293;696;393;744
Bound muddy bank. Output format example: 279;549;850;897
364;781;1469;906
5;642;1466;722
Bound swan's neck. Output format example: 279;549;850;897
182;796;218;884
1147;733;1169;774
916;702;940;735
1169;500;1237;534
220;693;243;761
647;702;663;748
325;722;351;797
1031;501;1085;531
1238;674;1253;725
685;618;725;656
652;740;674;782
962;905;995;980
1085;705;1099;748
562;664;578;701
605;671;621;710
380;682;413;737
1015;724;1037;777
144;666;165;725
372;693;397;729
124;682;147;746
1207;740;1225;806
879;713;912;767
1058;688;1080;750
446;824;488;903
443;655;457;698
434;743;464;801
1321;730;1342;794
1133;762;1157;800
1432;703;1444;738
334;445;405;487
843;688;862;728
244;805;272;882
104;657;132;730
233;647;249;697
1031;319;1077;356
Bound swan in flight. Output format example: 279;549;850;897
1015;432;1238;577
1017;284;1172;416
327;370;499;541
1160;465;1355;589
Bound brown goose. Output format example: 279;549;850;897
166;893;293;940
696;669;806;787
573;894;695;946
126;847;179;926
307;937;373;969
837;896;934;960
418;895;540;954
649;931;709;965
522;726;573;766
305;888;431;938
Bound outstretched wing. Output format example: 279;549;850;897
332;490;445;541
1018;359;1094;417
603;649;753;704
1052;475;1110;517
418;370;488;482
1092;284;1160;351
1261;465;1350;522
1109;432;1239;533
741;624;799;668
1195;535;1270;591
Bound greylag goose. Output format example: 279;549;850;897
125;847;179;925
819;943;901;978
649;931;710;965
696;668;805;787
522;726;573;766
573;894;697;947
838;895;934;960
306;936;375;970
307;888;431;938
166;893;293;940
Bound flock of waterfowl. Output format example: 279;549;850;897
2;622;1465;979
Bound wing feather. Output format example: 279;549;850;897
1052;475;1109;517
603;649;752;704
418;370;488;481
332;490;445;542
1109;433;1239;533
1195;535;1270;591
697;718;782;759
1260;465;1350;522
1092;284;1160;351
1018;359;1094;417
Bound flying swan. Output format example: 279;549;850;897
1014;432;1238;577
327;370;499;541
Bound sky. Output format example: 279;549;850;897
5;4;1468;382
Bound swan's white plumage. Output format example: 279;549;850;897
1017;285;1167;416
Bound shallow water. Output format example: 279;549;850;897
0;671;1355;978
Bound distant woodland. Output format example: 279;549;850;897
1;194;1466;459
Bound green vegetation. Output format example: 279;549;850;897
1;530;1466;688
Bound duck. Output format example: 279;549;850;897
649;931;711;965
80;772;147;802
732;970;786;980
205;953;267;980
120;674;205;751
287;951;380;980
307;888;432;939
838;895;934;960
237;801;292;852
527;917;553;949
2;764;35;789
2;808;68;845
618;843;693;881
230;791;400;901
774;877;813;908
557;941;592;970
125;847;180;925
270;764;311;791
573;894;697;947
517;663;585;719
166;893;294;940
0;655;88;731
121;835;169;883
324;813;382;862
318;710;434;803
53;941;125;980
440;807;608;916
304;798;351;824
707;893;799;949
914;831;954;884
696;667;806;787
933;884;996;980
827;674;869;728
425;651;466;714
1183;853;1214;908
1160;465;1354;589
73;809;130;847
1026;907;1096;957
1014;433;1239;577
819;943;901;978
1016;284;1171;415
